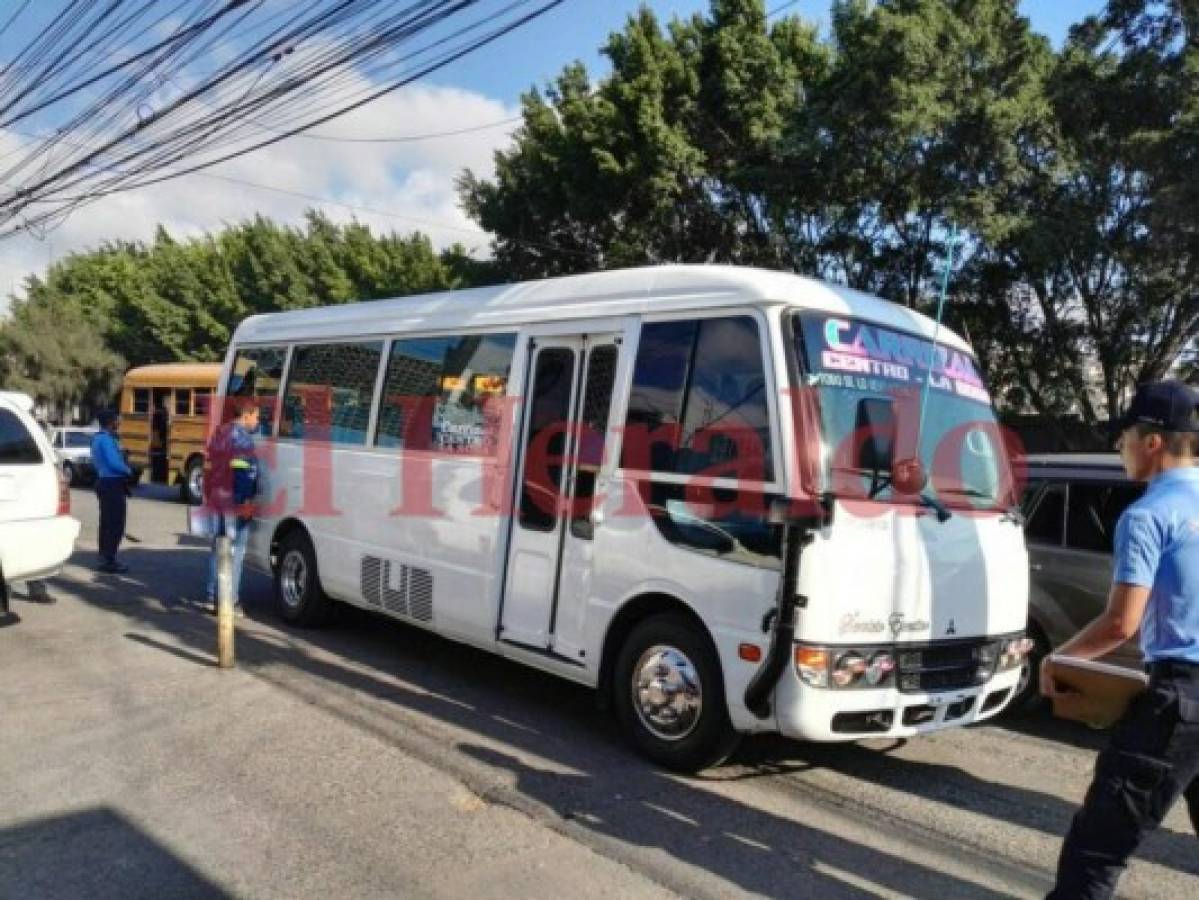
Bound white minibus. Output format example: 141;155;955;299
218;265;1030;771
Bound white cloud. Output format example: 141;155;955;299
0;81;517;312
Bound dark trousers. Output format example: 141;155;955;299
95;478;127;564
1049;661;1199;899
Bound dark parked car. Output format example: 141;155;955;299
1014;454;1145;706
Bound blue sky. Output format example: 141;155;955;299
442;1;1106;103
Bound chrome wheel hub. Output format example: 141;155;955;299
188;466;203;499
280;551;307;609
632;644;702;741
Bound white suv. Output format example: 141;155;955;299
0;392;80;616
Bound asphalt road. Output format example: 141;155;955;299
1;487;1196;899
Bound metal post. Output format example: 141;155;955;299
216;535;235;668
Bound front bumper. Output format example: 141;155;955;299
774;664;1023;742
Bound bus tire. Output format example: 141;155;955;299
181;457;204;505
613;612;740;773
274;530;335;627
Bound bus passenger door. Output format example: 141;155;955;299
549;339;621;662
499;334;620;657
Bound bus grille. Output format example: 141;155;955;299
895;640;994;693
360;555;434;623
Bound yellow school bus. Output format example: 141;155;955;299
119;363;222;503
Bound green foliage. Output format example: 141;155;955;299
460;0;828;278
461;0;1199;426
0;293;125;420
2;212;488;407
955;0;1199;432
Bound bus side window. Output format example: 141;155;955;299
678;316;772;481
133;388;151;414
377;338;449;449
174;388;192;416
280;342;383;445
622;316;773;481
376;333;515;453
194;388;212;419
622;321;696;472
228;346;288;435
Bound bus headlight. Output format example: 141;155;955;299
864;651;896;686
998;638;1033;671
795;646;898;689
832;651;868;687
795;647;829;688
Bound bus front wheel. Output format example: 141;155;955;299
274;530;335;627
181;457;204;505
613;612;740;773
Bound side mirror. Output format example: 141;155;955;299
854;398;896;475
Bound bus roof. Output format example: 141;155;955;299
229;264;974;353
123;363;222;387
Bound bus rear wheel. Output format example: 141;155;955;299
274;530;335;627
613;612;740;773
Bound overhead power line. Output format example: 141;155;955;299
0;0;570;238
767;1;803;19
4;124;591;261
291;115;521;144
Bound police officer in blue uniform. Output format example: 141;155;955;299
91;409;133;574
1043;380;1199;899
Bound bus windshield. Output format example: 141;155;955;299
794;313;1013;511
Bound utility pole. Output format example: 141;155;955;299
215;535;235;668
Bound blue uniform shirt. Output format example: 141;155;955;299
1113;466;1199;663
91;430;132;479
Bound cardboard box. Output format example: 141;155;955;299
1045;655;1148;729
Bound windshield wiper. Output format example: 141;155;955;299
937;486;994;499
919;492;953;522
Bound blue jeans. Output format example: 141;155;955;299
205;513;250;606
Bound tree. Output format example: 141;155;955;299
460;0;827;279
6;212;485;374
777;0;1054;305
957;1;1199;431
0;296;125;420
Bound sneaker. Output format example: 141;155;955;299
98;561;130;575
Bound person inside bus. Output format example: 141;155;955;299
91;409;133;575
204;397;261;616
150;400;170;482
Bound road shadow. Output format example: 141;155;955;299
125;631;217;668
56;541;1196;892
0;806;230;899
54;543;1044;897
985;704;1109;752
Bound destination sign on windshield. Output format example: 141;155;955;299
810;317;991;406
